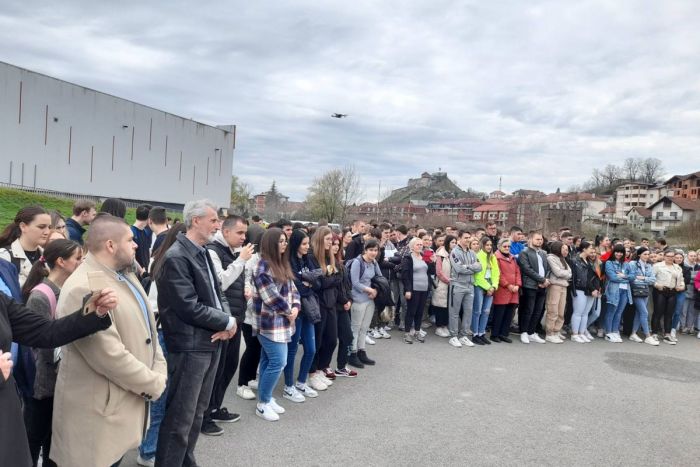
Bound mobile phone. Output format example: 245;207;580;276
87;271;110;293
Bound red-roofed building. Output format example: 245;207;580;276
473;203;510;227
427;198;482;222
648;196;700;235
665;171;700;200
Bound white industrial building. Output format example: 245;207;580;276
0;61;234;208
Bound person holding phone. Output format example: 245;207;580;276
50;215;167;467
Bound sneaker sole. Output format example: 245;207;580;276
211;417;241;423
256;410;279;422
283;394;305;403
201;429;224;436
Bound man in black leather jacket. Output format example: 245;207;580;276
155;200;236;467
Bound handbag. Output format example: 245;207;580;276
631;282;649;298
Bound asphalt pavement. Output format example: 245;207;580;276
123;329;700;466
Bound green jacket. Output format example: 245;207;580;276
475;250;500;291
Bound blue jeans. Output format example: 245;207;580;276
257;334;287;403
471;288;493;335
284;315;316;387
139;330;168;460
672;292;686;330
604;290;628;333
572;290;594;334
587;297;602;327
632;297;651;336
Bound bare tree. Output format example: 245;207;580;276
622;157;640;181
601;164;623;187
306;165;363;223
639;157;665;184
339;165;363;222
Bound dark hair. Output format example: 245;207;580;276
50;210;65;230
458;229;470;239
579;240;592;254
509;225;523;233
379;223;392;231
560;231;573;240
0;205;49;248
396;225;408;235
148;206;168;225
222;215;246;230
485;222;496;228
260;228;294;282
151;224;187;280
251;215;261;223
548;241;569;269
370;228;383;240
332;233;345;263
364;239;379;251
611;244;626;264
22;239;81;301
479;236;494;262
72;199;96;217
288;229;309;259
100;198;127;219
656;237;667;246
443;235;456;253
277;219;292;228
135;204;152;221
292;222;306;231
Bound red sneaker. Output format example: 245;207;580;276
322;368;337;380
334;367;358;378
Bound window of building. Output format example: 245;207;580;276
663;200;672;208
656;211;662;219
670;212;678;219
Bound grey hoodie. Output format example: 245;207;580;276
449;245;482;287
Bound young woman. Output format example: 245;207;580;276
603;244;633;343
596;235;612;262
331;234;357;377
308;227;341;386
99;198;127;218
401;237;430;344
21;239;83;467
671;251;690;338
348;240;380;364
492;239;520;343
0;206;51;286
628;247;658;345
431;235;455;337
253;228;300;421
652;250;684;344
472;237;499;345
283;229;321;402
341;228;353;257
589;250;605;339
48;211;67;241
571;241;599;343
681;250;699;334
546;241;572;343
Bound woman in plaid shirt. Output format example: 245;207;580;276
253;228;300;422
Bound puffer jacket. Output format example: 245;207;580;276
547;254;572;287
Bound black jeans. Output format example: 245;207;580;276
519;287;547;335
432;306;449;327
405;290;428;332
316;308;338;370
336;309;353;368
309;309;328;374
24;396;56;467
155;349;220;467
652;288;676;334
237;323;261;387
204;326;241;421
491;303;515;338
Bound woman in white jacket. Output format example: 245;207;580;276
545;241;572;343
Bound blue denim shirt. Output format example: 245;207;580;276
604;260;634;306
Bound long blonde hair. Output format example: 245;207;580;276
311;226;336;275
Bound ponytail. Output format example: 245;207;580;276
21;238;80;301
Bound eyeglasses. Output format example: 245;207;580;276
501;245;511;248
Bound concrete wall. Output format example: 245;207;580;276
0;61;234;207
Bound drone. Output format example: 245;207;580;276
331;113;348;118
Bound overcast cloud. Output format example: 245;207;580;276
1;0;699;201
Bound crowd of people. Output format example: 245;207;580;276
1;198;699;467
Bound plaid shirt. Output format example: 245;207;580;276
253;258;300;343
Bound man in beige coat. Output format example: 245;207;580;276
51;215;167;466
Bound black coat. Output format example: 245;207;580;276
0;294;112;467
518;247;551;290
157;233;231;353
400;254;431;293
344;234;364;262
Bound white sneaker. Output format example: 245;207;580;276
670;328;677;339
697;331;700;339
605;333;616;342
584;330;594;340
256;402;280;421
295;382;318;398
379;328;391;339
529;333;545;344
545;335;563;344
613;333;623;343
558;332;567;341
458;336;475;347
370;328;382;339
580;334;591;343
572;335;585;343
248;379;259;390
365;335;376;345
418;329;427;338
383;324;393;331
236;385;256;400
316;371;333;386
136;455;155;467
435;327;449;337
629;333;643;343
448;336;462;348
268;397;285;414
520;332;530;344
307;373;328;391
283;386;305;403
644;336;660;346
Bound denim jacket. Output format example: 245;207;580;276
604;260;634;307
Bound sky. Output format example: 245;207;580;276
1;0;699;202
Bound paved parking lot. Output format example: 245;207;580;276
124;331;700;466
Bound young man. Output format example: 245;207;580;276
65;199;97;245
517;231;550;344
132;204;153;270
447;230;482;348
485;222;499;247
508;226;525;258
344;219;367;262
202;215;255;435
148;206;169;256
388;225;410;327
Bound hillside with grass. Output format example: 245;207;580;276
0;187;179;227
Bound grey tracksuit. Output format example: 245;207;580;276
448;245;482;337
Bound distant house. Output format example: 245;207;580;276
626;207;652;230
473;203;510;227
427;198;482;222
614;182;671;219
489;190;507;200
665;170;700;200
647;196;700;235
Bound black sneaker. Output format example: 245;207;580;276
500;336;513;343
210;407;241;423
357;350;375;365
490;336;502;343
481;335;491;345
201;419;224;436
472;335;485;345
348;352;365;368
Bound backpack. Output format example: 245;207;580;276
346;256;381;289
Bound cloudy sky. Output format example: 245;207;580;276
1;0;699;201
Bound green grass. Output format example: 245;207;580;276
0;187;178;227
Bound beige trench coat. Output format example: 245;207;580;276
51;254;167;467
